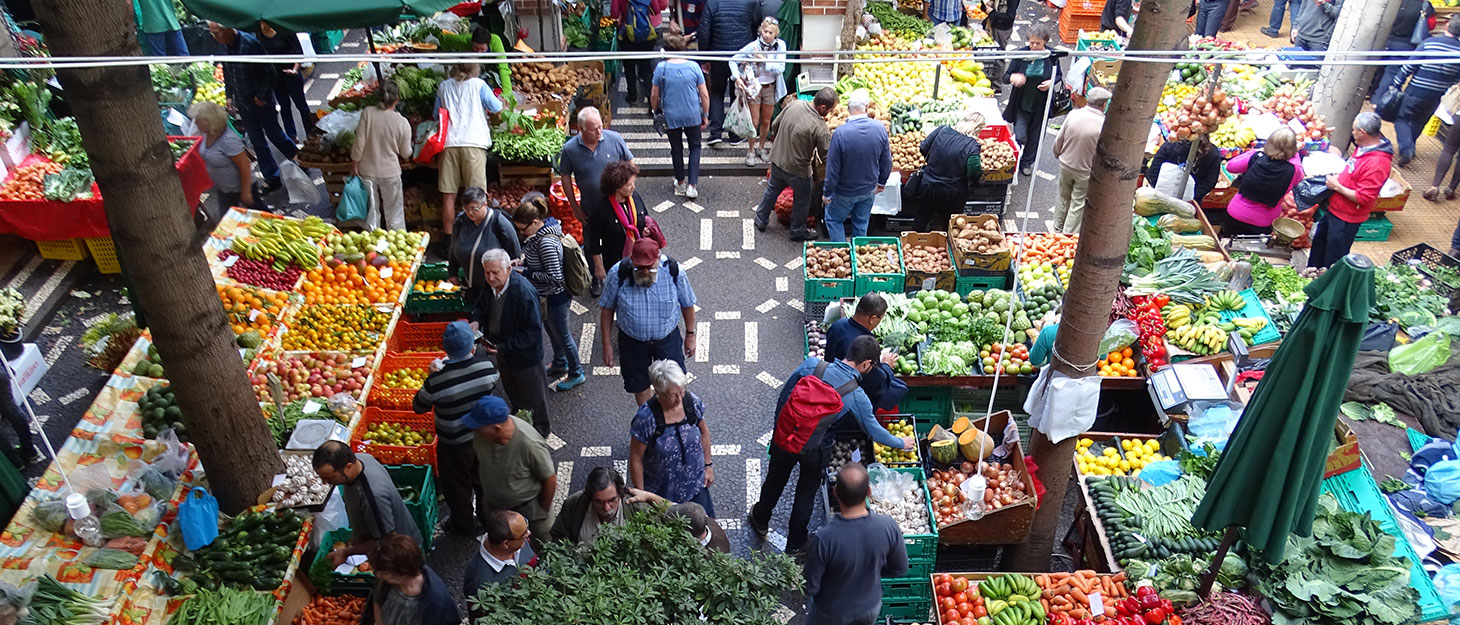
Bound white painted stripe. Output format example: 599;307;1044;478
756;298;778;313
21;262;74;324
339;41;362;47
306;99;322;106
775;277;788;292
718;517;743;530
28;388;50;406
614;459;628;478
41;326;61;336
745;457;761;515
767;530;787;551
680;257;702;271
784;257;803;270
581;446;611;457
683;201;705;213
711;444;741;455
652;200;674;213
712;364;740;374
699;218;712;250
579;322;596;372
773;606;795;624
684;372;696;385
741;218;756;250
5;256;41;289
715;210;739;218
694;321;709;363
787;299;804;312
757;432;772;447
756;372;781;389
569;300;588;315
550;461;574;519
713;311;740;320
593;366;620;376
1045;219;1057;232
43;337;70;366
58;388;90;406
318;72;340;80
744;322;758;362
546;433;567;451
1036;169;1057;181
82;312;112;328
714;251;741;259
1015;210;1036;218
754;257;777;271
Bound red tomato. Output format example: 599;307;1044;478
939;597;956;612
942;609;961;624
936;582;952;598
951;577;969;593
935;573;952;587
956;602;972;616
961;618;978;625
953;591;969;605
1153;293;1170;307
974;604;988;618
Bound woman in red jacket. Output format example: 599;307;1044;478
1311;112;1395;269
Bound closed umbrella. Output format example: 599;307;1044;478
1191;253;1375;582
776;0;801;91
181;0;461;32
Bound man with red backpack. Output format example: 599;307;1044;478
749;335;914;556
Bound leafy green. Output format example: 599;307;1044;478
1340;401;1405;429
1244;253;1310;302
921;341;977;376
391;66;446;120
1126;215;1174;278
1127;248;1228;304
42;166;93;201
1373;264;1447;326
39;117;89;170
1177;442;1222;481
4;80;50;132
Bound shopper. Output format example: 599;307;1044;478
699;0;761;146
824;294;901;411
412;321;500;535
1369;0;1436;101
557;107;635;296
473;249;551;436
466;396;557;547
463;510;537;606
651;34;709;199
1391;19;1460;168
351;81;413;231
370;534;460;625
1146;138;1222;204
1050;87;1110;234
667;502;731;552
1262;0;1301;38
803;463;909;625
209;21;298;190
1293;0;1344;52
512;197;586;392
257;21;316;143
1100;0;1135;38
448;187;523;305
822;90;893;242
587;161;665;287
189;101;260;213
1221;128;1305;238
136;0;189;56
1003;25;1061;177
749;336;914;556
613;0;668;104
436;63;506;240
752;87;835;241
925;0;963;26
0;360;39;468
1195;0;1231;37
730;17;788;167
628;360;715;513
550;466;662;544
910;111;985;232
1424;113;1460;202
313;441;422;566
1311;112;1395;269
599;238;697;406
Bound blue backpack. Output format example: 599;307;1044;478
622;0;658;43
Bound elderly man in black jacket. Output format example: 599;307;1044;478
472;248;551;436
699;0;760;147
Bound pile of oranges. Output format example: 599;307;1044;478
279;305;390;352
1097;347;1141;378
301;261;410;306
217;284;291;336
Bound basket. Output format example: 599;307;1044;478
1390;243;1460;297
35;238;88;261
852;237;905;296
353;407;438;470
83;236;121;274
976;126;1021;183
404;263;467;314
368;353;442;410
1354;214;1393;242
803;241;855;303
386;463;439;551
311;527;375;592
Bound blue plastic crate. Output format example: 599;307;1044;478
1218;288;1281;346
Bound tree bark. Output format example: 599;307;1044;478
34;1;282;513
1004;0;1191;572
1312;0;1404;148
836;0;866;79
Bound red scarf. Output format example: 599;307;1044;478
611;194;641;242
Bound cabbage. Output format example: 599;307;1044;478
1217;553;1249;589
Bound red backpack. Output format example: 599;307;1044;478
772;361;860;455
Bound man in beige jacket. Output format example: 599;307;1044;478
1050;87;1111;233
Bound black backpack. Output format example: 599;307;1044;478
617;257;681;287
1235;152;1297;208
644;393;701;465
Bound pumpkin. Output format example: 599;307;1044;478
926;424;956;443
958;428;995;462
930;439;959;465
950;416;971;435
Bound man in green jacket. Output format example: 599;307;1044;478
550;466;663;544
135;0;189;56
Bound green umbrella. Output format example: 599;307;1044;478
181;0;461;32
777;0;802;91
1192;253;1376;568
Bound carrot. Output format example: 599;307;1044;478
1041;599;1051;614
1070;587;1088;604
1036;574;1050;587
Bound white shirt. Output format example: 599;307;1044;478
479;543;519;573
439;77;493;150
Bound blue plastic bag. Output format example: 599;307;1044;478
337;176;368;223
178;486;219;550
1426;460;1460;505
1137;460;1183;486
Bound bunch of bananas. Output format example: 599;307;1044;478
1161;303;1220;329
978;574;1045;625
1207;289;1246;312
1168;323;1229;354
1224;317;1269;345
231;216;331;272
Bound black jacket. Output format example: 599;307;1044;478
374;565;460;625
449;209;523;295
919;126;982;197
473;272;544;369
1146;140;1223;203
698;0;760;52
586;191;651;269
549;490;654;543
1002;49;1063;122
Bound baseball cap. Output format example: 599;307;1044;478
630;237;661;267
442;321;475;363
461;395;511;429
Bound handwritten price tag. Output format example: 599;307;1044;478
379;267;393;279
373;239;390;253
1089;593;1105;617
220;254;239;268
351;356;368;368
248;309;261;322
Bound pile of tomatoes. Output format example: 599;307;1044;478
1127;294;1170;371
933;573;988;625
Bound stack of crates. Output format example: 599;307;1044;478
1057;3;1105;43
387;464;439;550
876;467;939;622
900;386;953;438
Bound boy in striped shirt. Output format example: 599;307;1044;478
413;321;501;535
1392;18;1460;167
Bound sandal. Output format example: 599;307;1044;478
1424;187;1441;202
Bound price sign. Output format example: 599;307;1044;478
351;356;368;368
379;267;393;279
302;400;322;414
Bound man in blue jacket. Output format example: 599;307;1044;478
473;248;550;436
699;0;760;147
822;90;893;241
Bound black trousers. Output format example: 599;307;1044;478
0;360;36;467
499;359;550;436
751;443;829;551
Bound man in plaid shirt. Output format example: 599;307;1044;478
208;21;299;190
925;0;964;26
599;238;698;406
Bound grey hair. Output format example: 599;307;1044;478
459;186;487;207
648;359;688;395
480;247;511;269
1086;87;1113;107
187;102;230;135
847;90;870;114
954;111;986;138
578;106;602;126
1353;111;1382;137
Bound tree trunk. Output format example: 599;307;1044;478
1004;0;1191;572
34;1;283;513
836;0;865;79
1312;0;1404;148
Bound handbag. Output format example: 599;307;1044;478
338;176;370;222
1376;85;1406;122
1411;8;1432;45
902;169;926;200
415;107;450;164
1049;86;1074;118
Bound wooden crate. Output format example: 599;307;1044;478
934;411;1038;545
298;160;352;207
900;231;956;292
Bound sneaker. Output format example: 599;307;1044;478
1020;166;1034;177
706;136;725;147
686;184;699;199
757;148;771;162
589;277;604;297
546;364;568;377
744;153;760;167
1425;187;1441;202
747;512;769;538
1447;188;1458;201
553;372;586;392
727;137;748;148
1260;27;1281;38
790;231;817;242
674;181;688;196
1396;153;1414;168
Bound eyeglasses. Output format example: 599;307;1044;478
466;203;487;213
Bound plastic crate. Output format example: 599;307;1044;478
1218;288;1281;346
35;238;88;261
1064;0;1105;15
1391;243;1460;296
354;408;438;470
977;126;1020;183
368;353;441;410
954;273;1011;296
852;237;905;295
84;237;121;274
311;527;375;592
878;595;933;622
1058;13;1103;43
900;386;952;423
386;319;458;355
877;467;939;567
1354;214;1394;242
803;242;855;303
873;414;920;467
1321;466;1446;622
404;263;467;314
386;463;439;551
880;574;934;602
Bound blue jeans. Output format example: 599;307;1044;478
237;98;299;184
824;193;874;241
1267;0;1300;31
143;30;189;56
543;291;582;377
1395;87;1445;160
1371;37;1417;101
1309;210;1362;269
274;71;315;142
667;126;702;184
1196;0;1229;37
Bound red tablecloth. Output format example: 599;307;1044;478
0;136;210;241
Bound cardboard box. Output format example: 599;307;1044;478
977;125;1020;182
934;411;1038;545
948;214;1012;273
1324;419;1360;479
900;231;956;292
1373;167;1411;212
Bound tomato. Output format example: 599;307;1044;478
973;604;988;618
951;577;969;593
942;609;961;624
957;602;972;615
940;597;957;611
953;591;969;605
936;582;952;597
935;573;952;587
961;618;978;625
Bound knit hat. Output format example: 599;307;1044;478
442;321;475;363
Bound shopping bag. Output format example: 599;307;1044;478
178;487;219;550
1389;330;1450;375
279;160;322;206
338;176;369;222
725;94;757;140
1376;85;1406;122
415;108;449;164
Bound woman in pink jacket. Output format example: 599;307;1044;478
1221;128;1305;238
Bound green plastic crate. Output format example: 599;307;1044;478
881;574;933;601
1218;288;1281;346
1321;465;1445;622
954;272;1011;296
803;242;854;303
310;527;375;592
404;263;467;314
852;237;905;296
879;467;938;569
1354;214;1393;242
900;387;952;423
387;464;439;551
878;594;933;622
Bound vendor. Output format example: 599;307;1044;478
911;111;984;232
312;441;423;566
1146;138;1221;204
825;293;902;410
1029;317;1060;367
1100;0;1135;38
1220;128;1305;238
1311;112;1394;269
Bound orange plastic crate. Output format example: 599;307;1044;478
386;320;465;355
368;352;442;410
352;407;437;469
1064;0;1104;15
1058;12;1102;43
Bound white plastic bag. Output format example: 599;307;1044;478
315;109;361;145
311;488;347;548
1023;367;1102;443
1154;163;1196;201
871;171;902;216
725;95;757;140
279;160;324;206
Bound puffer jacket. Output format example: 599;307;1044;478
698;0;760;52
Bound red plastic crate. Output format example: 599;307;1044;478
368;353;441;410
978;125;1021;182
385;319;460;355
352;407;437;469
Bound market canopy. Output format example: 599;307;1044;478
181;0;462;32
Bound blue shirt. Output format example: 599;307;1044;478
783;357;906;450
1397;35;1460;94
803;512;908;619
630;393;708;502
928;0;963;23
556;131;635;209
652;61;706;130
824;116;893;198
599;256;697;341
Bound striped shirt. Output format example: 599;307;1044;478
1397;36;1460;95
412;356;500;446
521;221;566;297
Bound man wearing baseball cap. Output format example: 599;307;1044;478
413;321;500;535
598;237;698;406
466;395;556;548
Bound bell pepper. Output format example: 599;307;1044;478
1144;607;1168;624
1136;585;1157;599
1118;598;1142;617
1139;593;1164;611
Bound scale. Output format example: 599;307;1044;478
1223;217;1306;263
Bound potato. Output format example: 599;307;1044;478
905;245;951;273
855;244;900;274
890;132;926;172
805;244;852;278
951;216;1008;255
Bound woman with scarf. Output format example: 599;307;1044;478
1002;25;1062;177
587;161;667;280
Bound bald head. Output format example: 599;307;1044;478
834;462;870;508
